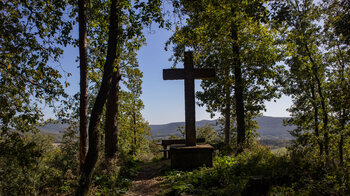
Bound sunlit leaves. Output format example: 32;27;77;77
0;0;74;132
272;0;349;160
167;0;284;142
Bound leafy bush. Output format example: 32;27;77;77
90;153;139;195
272;145;350;195
164;145;288;195
0;131;74;195
164;144;349;195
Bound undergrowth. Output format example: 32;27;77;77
163;144;350;196
90;154;141;195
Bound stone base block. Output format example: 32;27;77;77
170;144;214;170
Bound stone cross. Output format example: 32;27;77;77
163;51;215;146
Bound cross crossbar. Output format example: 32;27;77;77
163;68;215;80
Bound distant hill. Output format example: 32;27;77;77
38;116;295;141
255;116;294;139
39;123;69;134
150;120;219;138
150;116;294;140
38;123;69;142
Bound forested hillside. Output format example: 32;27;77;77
39;116;294;139
0;0;348;195
150;116;294;139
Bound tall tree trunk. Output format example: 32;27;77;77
76;0;120;195
310;83;323;155
105;62;120;162
78;0;89;173
305;43;329;156
339;132;344;165
224;84;231;146
338;110;345;166
231;17;245;151
338;47;345;165
224;68;231;146
234;48;245;150
133;100;137;155
317;80;329;156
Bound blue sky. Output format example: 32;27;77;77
52;23;292;125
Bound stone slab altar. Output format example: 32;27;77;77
170;144;214;170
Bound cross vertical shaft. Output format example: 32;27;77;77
163;51;215;147
184;52;196;146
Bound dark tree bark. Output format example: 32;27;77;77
234;59;245;150
311;83;323;155
339;132;344;165
105;63;120;161
78;0;89;172
132;100;137;155
224;79;231;146
337;51;346;165
231;19;246;151
316;75;329;156
76;0;120;195
338;43;346;165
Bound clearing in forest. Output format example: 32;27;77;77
126;159;170;196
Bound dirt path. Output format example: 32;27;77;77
125;159;170;196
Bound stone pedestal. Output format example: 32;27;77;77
170;144;214;170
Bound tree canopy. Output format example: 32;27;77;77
0;0;349;195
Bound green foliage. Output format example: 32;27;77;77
164;145;287;195
167;0;284;148
322;0;350;45
118;90;151;157
0;2;76;191
92;174;132;195
0;0;74;132
197;124;218;144
176;124;219;144
164;144;350;195
75;0;163;159
0;121;138;195
275;145;350;195
1;0;349;195
271;0;349;163
0;130;78;195
89;154;140;195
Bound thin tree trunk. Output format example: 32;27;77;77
76;0;120;195
338;46;345;165
133;101;136;155
105;63;120;161
224;67;231;146
224;87;231;146
310;83;323;155
234;51;245;150
78;0;89;173
339;133;344;165
317;80;329;156
231;17;245;151
338;109;345;165
305;43;329;156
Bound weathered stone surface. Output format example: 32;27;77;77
170;144;214;170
